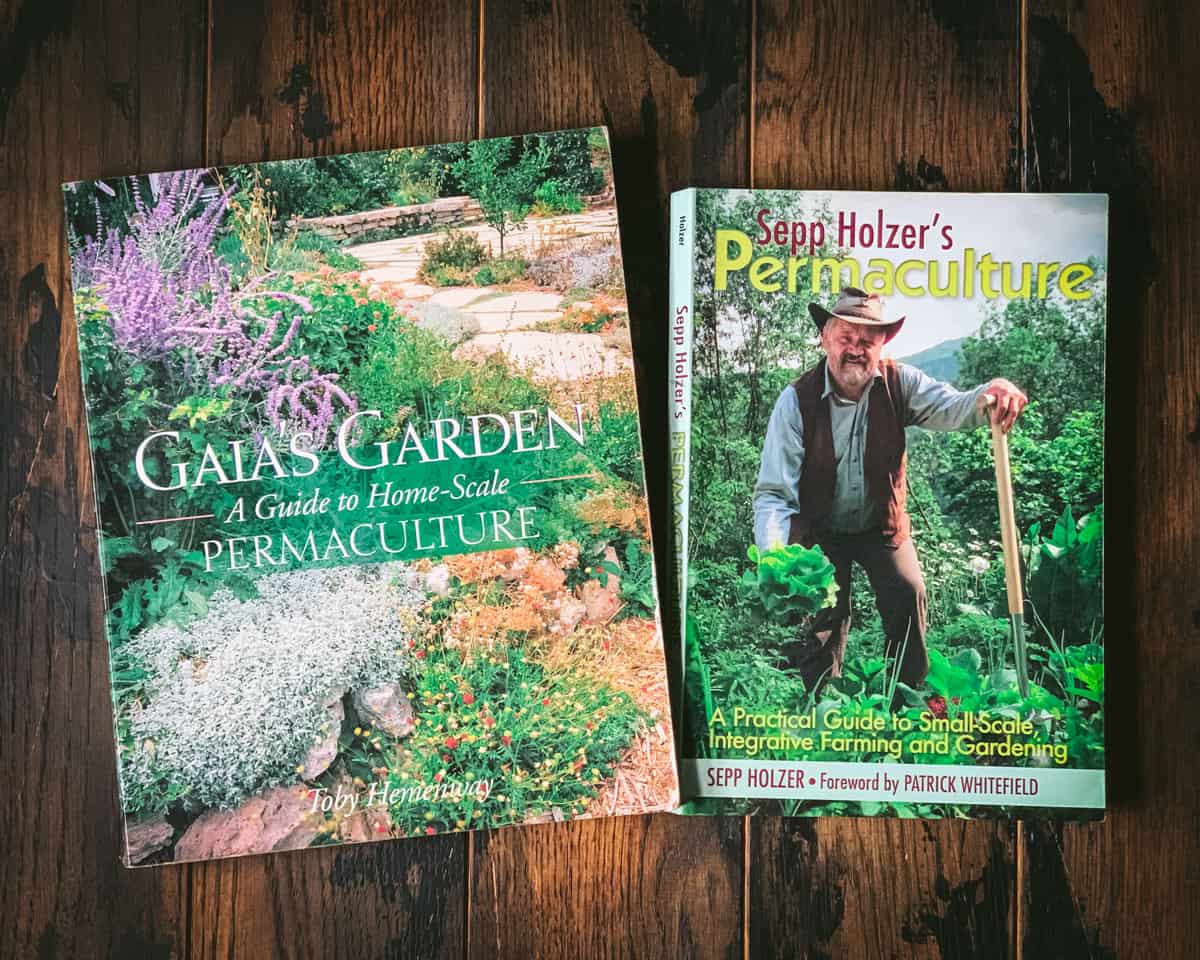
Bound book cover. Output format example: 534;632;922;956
671;189;1106;818
63;127;678;865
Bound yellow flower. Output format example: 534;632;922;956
425;811;436;821
354;726;362;736
295;765;305;774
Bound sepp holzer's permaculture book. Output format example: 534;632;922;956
670;189;1106;817
64;127;678;865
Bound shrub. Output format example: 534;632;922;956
527;238;622;292
122;563;424;813
72;172;356;448
419;230;488;284
532;178;584;215
385;645;645;832
473;255;527;286
229;153;398;220
292;228;364;271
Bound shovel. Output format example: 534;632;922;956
985;395;1031;698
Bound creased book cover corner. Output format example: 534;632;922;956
670;189;1106;819
62;126;678;866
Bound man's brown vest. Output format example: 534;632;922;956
786;358;911;549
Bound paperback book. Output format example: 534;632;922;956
670;189;1106;818
64;127;678;865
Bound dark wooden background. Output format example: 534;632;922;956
1;1;1196;957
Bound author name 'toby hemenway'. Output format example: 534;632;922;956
309;777;494;816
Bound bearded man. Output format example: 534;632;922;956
752;286;1027;691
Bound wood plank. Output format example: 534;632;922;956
1021;3;1200;956
470;815;745;960
0;1;205;957
208;0;480;164
474;2;752;956
751;818;1015;959
182;841;467;959
191;2;483;957
754;0;1021;192
748;3;1022;957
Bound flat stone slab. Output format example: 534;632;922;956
462;291;564;332
358;265;418;285
428;287;491;309
454;331;632;381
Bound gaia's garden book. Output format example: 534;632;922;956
64;127;678;865
670;189;1106;818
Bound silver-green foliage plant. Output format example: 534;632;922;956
123;563;424;811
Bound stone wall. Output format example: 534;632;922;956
295;192;616;243
294;196;484;242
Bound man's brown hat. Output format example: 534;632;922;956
808;286;905;343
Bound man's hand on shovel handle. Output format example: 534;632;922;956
979;378;1028;434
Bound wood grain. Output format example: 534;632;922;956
753;0;1021;192
748;2;1021;957
477;2;751;956
751;818;1015;959
181;841;466;959
470;815;744;960
208;0;480;164
1021;2;1200;956
0;1;205;957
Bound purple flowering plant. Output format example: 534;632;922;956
71;169;355;447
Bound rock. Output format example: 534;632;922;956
342;804;394;844
579;580;622;624
498;547;533;581
352;682;415;737
425;563;451;597
125;816;175;865
523;557;566;594
579;546;622;623
174;786;320;862
301;692;345;780
558;597;588;633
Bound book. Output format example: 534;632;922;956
63;127;678;865
670;189;1106;818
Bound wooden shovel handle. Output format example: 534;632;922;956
985;397;1025;615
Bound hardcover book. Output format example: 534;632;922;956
670;189;1106;817
63;127;678;865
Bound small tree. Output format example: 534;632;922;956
452;138;549;255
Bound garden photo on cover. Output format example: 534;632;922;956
65;127;677;865
680;190;1106;817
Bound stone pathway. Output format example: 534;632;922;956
350;207;619;284
345;208;630;379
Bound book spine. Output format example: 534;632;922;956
668;189;696;682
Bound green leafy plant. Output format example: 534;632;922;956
595;539;657;619
532;178;584;215
384;645;645;833
1027;506;1103;647
473;255;527;286
741;543;839;619
418;230;488;285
